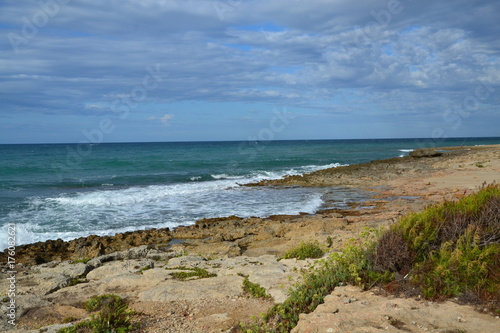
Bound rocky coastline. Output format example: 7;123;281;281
1;145;499;332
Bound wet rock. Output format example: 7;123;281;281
409;149;442;158
1;228;172;265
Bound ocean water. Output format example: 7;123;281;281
1;137;499;250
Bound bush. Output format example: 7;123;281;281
281;241;325;260
372;229;414;275
72;258;91;265
58;294;135;333
242;276;271;299
394;183;500;301
396;183;500;259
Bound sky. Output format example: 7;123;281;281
0;0;499;144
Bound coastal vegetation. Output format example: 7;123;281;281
244;183;500;332
167;266;217;280
281;241;325;260
241;275;272;299
58;294;135;333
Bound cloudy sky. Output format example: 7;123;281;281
1;0;499;143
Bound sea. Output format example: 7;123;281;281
1;137;499;250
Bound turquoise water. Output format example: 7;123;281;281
1;138;499;249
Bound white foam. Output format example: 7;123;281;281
398;149;414;152
0;220;182;250
301;162;345;173
1;161;345;249
210;174;246;180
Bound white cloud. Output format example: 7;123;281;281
1;0;499;140
148;114;174;126
160;114;174;126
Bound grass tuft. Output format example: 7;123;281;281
58;294;135;333
168;266;217;280
281;241;325;260
242;276;272;299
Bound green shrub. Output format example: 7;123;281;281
396;183;500;258
168;267;217;280
394;184;500;301
66;278;87;287
62;317;77;323
138;265;152;274
242;276;271;299
282;241;325;260
326;236;333;248
72;258;91;265
413;224;499;300
58;294;135;333
83;294;128;312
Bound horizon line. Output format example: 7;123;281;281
1;136;500;145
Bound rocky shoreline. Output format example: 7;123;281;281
1;145;499;332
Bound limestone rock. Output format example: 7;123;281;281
137;275;244;302
1;228;171;265
292;285;500;333
86;259;153;281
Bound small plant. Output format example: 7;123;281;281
58;294;135;333
58;321;92;333
242;276;271;299
388;318;408;330
83;294;127;312
72;258;91;265
326;236;333;248
138;265;152;274
282;241;325;260
67;278;87;287
168;266;216;280
62;317;77;323
475;161;489;168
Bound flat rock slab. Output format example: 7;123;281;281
137;275;244;301
292;285;500;333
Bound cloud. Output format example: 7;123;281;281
160;114;174;126
0;0;499;141
148;114;174;126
